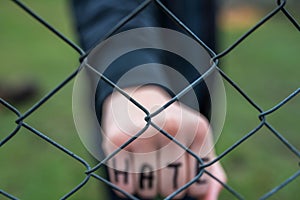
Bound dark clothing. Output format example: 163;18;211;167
71;0;217;121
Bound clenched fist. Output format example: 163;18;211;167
101;85;226;199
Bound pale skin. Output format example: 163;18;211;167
101;85;226;199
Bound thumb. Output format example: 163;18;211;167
202;163;226;200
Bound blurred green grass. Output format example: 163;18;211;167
0;0;299;200
217;8;300;200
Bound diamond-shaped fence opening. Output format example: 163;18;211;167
0;0;299;199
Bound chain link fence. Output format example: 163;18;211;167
1;0;299;199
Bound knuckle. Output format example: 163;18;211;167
163;115;180;137
103;132;131;152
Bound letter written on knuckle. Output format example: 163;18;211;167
111;160;155;190
195;157;209;184
139;164;154;189
167;162;182;189
112;158;129;184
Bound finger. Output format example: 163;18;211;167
158;143;188;199
103;131;137;198
106;149;136;198
133;145;158;199
187;153;211;197
187;119;213;197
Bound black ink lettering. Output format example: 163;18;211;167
195;157;209;184
167;162;182;189
112;158;129;184
139;164;154;189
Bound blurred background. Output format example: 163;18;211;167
0;0;299;199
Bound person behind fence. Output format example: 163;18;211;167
71;0;226;199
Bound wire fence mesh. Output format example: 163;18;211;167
0;0;299;199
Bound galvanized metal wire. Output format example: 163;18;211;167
1;0;299;199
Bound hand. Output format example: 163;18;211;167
101;85;226;199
